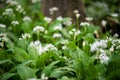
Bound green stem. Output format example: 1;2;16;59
37;32;40;40
76;18;79;30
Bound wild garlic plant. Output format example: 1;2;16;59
0;0;120;80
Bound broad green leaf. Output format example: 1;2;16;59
50;70;63;78
12;47;29;62
0;59;14;65
17;65;36;80
36;52;58;69
6;40;14;49
42;60;60;76
0;72;17;80
27;46;39;60
84;33;95;43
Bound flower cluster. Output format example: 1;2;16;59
0;33;8;47
23;16;32;22
85;17;93;21
90;40;108;52
41;73;48;80
101;20;107;26
21;33;31;40
11;20;19;26
56;16;63;21
44;17;52;23
99;49;110;65
73;10;79;14
61;39;69;50
33;26;45;33
2;8;13;16
63;18;72;26
53;33;62;38
49;7;58;15
6;0;18;6
0;24;6;28
69;28;81;36
16;5;25;14
80;22;90;26
53;24;62;31
29;41;57;55
76;14;80;19
31;0;41;4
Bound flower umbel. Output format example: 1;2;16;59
33;26;45;33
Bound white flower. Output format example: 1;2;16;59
61;39;69;44
22;33;31;40
31;0;41;3
63;19;72;26
29;40;44;55
85;17;93;21
49;7;58;15
33;26;45;33
27;78;38;80
80;22;90;26
82;41;87;47
53;33;62;38
54;24;62;31
99;52;110;65
23;16;32;22
114;33;119;38
69;31;73;35
49;7;58;11
0;33;8;42
111;13;118;17
43;44;57;51
0;33;8;47
11;20;19;26
71;28;76;32
6;0;18;6
69;28;81;36
30;41;57;55
0;42;4;47
30;40;41;47
44;17;52;23
41;73;48;80
0;24;6;28
109;46;114;52
90;40;108;52
57;16;63;21
44;30;48;34
62;45;67;50
75;30;81;36
2;8;13;16
101;20;107;26
73;10;79;14
76;14;80;18
63;56;67;60
16;5;24;13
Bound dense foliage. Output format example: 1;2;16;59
0;0;120;80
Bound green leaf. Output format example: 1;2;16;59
42;60;60;76
50;70;63;78
17;65;36;80
12;47;29;62
0;72;17;80
36;52;58;69
106;69;120;80
6;40;14;49
84;33;95;43
27;46;39;60
0;59;14;65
